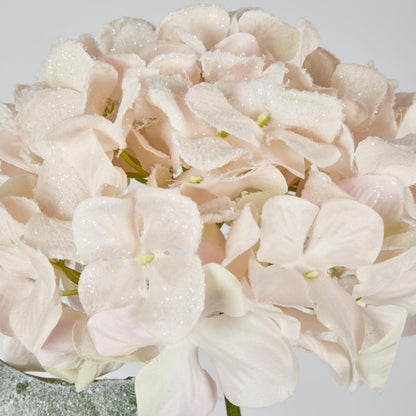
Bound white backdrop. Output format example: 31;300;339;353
1;0;416;415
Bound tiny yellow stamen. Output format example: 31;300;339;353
257;111;271;128
217;130;229;138
188;176;203;184
304;270;319;280
138;253;155;266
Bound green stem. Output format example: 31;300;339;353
117;149;149;178
225;396;241;416
126;171;148;184
60;289;79;297
51;260;80;285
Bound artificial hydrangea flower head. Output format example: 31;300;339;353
1;4;416;416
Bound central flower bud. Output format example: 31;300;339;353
138;252;155;266
257;111;271;127
188;176;203;184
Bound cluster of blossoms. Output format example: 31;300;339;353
1;4;416;415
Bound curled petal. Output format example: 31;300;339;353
193;313;299;407
135;341;217;416
157;5;230;50
213;33;260;56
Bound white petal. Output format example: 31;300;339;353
193;313;298;407
356;305;407;391
309;274;364;360
2;336;42;371
97;17;155;55
257;195;319;266
24;213;78;260
135;341;217;416
249;260;313;307
40;40;94;91
355;247;416;315
185;83;262;146
304;199;384;269
175;135;249;171
133;187;202;254
73;197;138;263
203;263;248;317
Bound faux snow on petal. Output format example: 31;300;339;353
193;313;298;407
97;17;156;55
257;195;319;266
213;33;260;56
175;135;249;171
73;197;138;263
303;199;384;270
132;187;202;254
185;83;262;146
40;41;94;91
135;341;217;416
200;51;264;83
157;5;230;50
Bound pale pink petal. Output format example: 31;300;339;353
331;64;387;118
225;204;260;264
337;174;404;227
135;341;217;416
175;134;249;171
249;260;313;307
185;83;263;146
267;89;343;143
309;274;364;364
24;213;78;260
269;129;341;167
132;187;202;254
35;306;84;369
78;259;148;315
283;308;354;387
203;263;248;317
237;10;299;62
148;53;201;83
257;195;319;266
73;197;138;263
290;19;320;67
139;40;196;63
0;173;35;199
157;5;230;49
200;50;264;83
1;196;39;224
146;74;190;133
198;224;225;265
97;17;155;55
192;313;298;407
82;61;118;115
355;247;416;315
213;33;260;56
34;138;127;221
355;137;416;186
73;318;158;363
199;197;237;223
114;76;141;135
40;41;94;91
397;103;416;137
304;199;384;269
2;336;43;372
304;47;340;88
356;305;407;391
16;88;83;153
9;245;62;351
0;129;35;173
301;166;351;207
87;255;204;354
172;26;206;54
